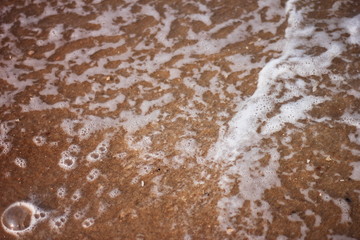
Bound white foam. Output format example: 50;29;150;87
20;97;69;112
73;206;89;220
350;162;360;181
81;218;95;228
120;110;161;134
56;187;67;198
305;210;321;227
108;188;121;198
206;0;352;236
154;8;176;48
114;152;127;159
98;201;108;214
71;189;82;201
140;93;174;114
86;168;101;182
340;14;360;45
32;136;47;146
48;24;64;42
333;198;351;223
287;213;309;240
86;138;110;163
262;96;325;135
58;145;80;170
61;116;117;140
49;213;69;230
0;120;17;155
0;0;358;237
150;175;166;197
328;235;357;240
96;185;105;197
14;157;27;168
89;94;125;112
319;191;351;223
58;153;77;170
175;138;198;157
137;165;153;176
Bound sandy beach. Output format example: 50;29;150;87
1;0;360;239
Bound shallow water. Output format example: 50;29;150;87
0;0;360;239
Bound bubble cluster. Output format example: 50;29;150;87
0;120;17;155
49;208;70;231
86;139;110;163
32;136;46;146
74;211;85;220
50;215;68;230
175;138;198;157
58;144;80;170
98;201;108;214
57;187;67;198
96;185;105;197
114;152;127;159
14;157;27;168
73;206;89;220
108;188;121;198
71;189;82;201
81;218;95;228
86;168;101;182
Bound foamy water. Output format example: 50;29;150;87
1;0;360;239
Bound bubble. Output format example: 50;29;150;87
86;139;109;163
79;127;90;139
86;168;100;182
71;189;82;201
73;206;89;220
81;218;95;228
50;216;68;229
57;187;67;198
14;157;27;168
90;152;100;160
115;152;127;159
0;141;11;155
74;211;84;220
1;202;47;236
98;201;108;214
99;147;106;152
49;209;70;230
96;185;104;197
49;142;59;147
108;188;121;198
2;205;32;231
68;144;80;153
36;40;45;46
32;136;46;146
137;165;153;176
58;145;80;171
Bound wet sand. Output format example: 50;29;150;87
1;0;360;239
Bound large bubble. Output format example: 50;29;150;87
1;202;47;236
